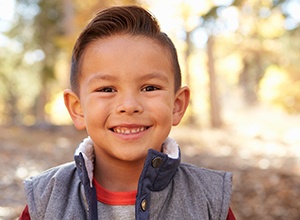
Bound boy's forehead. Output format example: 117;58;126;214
81;35;173;71
86;34;166;52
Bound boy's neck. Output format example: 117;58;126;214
94;155;145;192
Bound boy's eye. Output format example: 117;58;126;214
96;87;116;92
141;85;160;92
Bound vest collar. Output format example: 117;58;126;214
74;136;180;189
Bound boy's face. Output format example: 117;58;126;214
65;35;189;163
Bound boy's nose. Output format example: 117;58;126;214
116;94;143;114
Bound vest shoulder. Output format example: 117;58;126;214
176;162;232;189
178;162;232;179
25;161;77;183
24;161;79;197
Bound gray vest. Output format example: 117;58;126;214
24;149;232;219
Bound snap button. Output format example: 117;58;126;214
141;199;147;211
151;157;163;168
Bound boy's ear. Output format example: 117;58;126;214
172;86;190;126
64;89;86;130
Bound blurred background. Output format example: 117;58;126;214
1;0;300;219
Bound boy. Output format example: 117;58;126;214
20;5;235;220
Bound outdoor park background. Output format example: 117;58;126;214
1;0;300;219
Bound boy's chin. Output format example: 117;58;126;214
112;148;150;163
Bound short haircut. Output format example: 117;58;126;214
70;5;181;94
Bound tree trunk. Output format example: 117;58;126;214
184;30;197;125
62;0;75;35
35;88;47;126
207;35;222;128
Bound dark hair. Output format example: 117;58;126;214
70;5;181;94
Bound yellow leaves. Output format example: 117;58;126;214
258;9;285;38
259;65;300;113
45;91;73;125
259;65;289;102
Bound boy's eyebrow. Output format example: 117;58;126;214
87;73;118;84
140;72;169;82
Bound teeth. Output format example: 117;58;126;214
113;127;146;134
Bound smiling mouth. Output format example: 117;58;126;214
111;126;149;134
